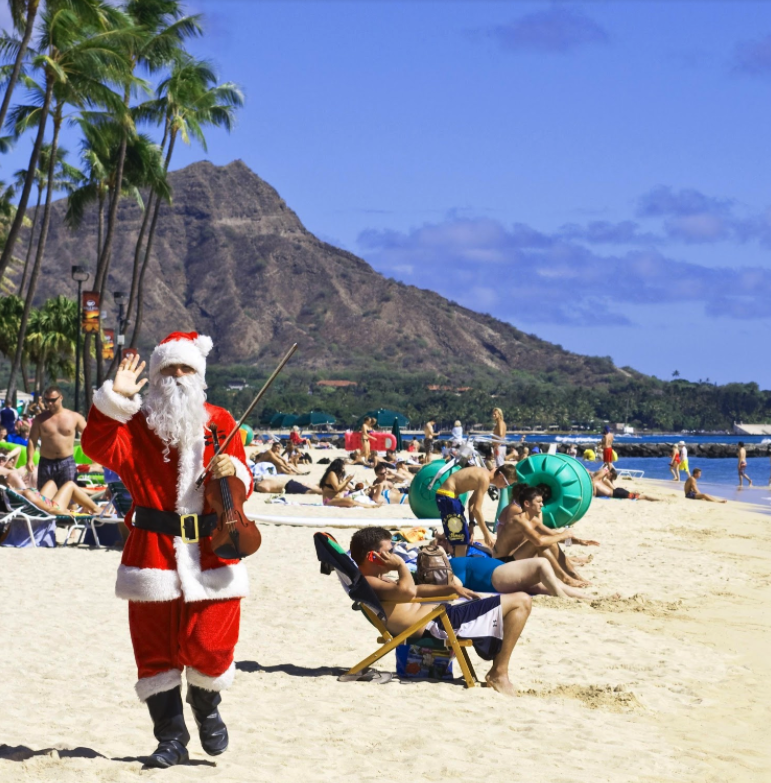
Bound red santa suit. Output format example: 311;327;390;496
81;333;253;702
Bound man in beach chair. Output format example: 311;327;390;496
347;527;531;696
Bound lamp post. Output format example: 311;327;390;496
71;265;90;415
113;291;128;364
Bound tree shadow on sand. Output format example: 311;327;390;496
0;744;214;768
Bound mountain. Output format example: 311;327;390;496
14;160;633;385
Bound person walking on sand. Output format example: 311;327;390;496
360;417;373;462
423;418;436;460
678;441;690;479
737;442;752;487
492;408;507;467
669;444;681;482
600;426;614;469
81;333;254;768
26;386;87;490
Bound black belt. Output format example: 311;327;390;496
134;506;217;544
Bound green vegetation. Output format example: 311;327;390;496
205;364;771;432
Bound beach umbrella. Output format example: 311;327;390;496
270;413;298;428
295;411;337;427
391;419;403;451
357;409;410;429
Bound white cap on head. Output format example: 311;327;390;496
149;331;213;379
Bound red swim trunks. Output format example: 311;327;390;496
603;447;614;463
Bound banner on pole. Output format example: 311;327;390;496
82;291;100;333
102;329;115;360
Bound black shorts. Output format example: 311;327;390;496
37;455;77;490
284;479;311;494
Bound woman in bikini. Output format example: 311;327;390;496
360;417;373;462
319;459;376;508
5;478;100;516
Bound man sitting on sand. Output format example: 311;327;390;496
435;464;517;555
683;469;727;503
252;440;304;475
352;526;532;696
494;486;597;589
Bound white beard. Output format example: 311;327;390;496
143;374;208;461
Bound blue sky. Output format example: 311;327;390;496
3;1;771;387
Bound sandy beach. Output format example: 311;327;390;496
1;452;770;783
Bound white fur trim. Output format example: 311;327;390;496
92;380;142;423
115;565;182;602
173;537;250;601
149;334;212;379
135;669;182;702
232;457;252;495
186;662;235;692
175;435;206;516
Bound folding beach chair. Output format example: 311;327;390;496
313;531;479;688
0;487;94;548
69;480;132;548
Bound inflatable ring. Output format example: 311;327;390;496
583;449;596;461
239;424;255;446
74;444;93;465
513;453;593;529
611;449;618;463
408;460;470;520
1;445;40;470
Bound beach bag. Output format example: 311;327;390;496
395;642;455;681
414;541;453;586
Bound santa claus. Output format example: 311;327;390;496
81;332;253;768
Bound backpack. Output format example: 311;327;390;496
414;541;453;586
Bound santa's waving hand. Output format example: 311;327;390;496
82;332;253;769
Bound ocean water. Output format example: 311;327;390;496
604;455;771;509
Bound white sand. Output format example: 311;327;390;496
1;452;770;782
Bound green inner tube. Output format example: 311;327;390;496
408;460;470;519
495;454;593;529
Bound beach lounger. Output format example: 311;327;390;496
313;531;479;688
615;469;645;479
69;480;133;548
0;487;94;548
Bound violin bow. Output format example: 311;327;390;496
195;343;299;488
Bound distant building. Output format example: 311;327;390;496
426;385;471;393
227;380;248;391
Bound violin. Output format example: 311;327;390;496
204;424;262;560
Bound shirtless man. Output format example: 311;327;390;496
352;526;531;696
737;442;752;487
492;407;507;467
494;487;598;588
423;419;436;460
593;467;660;501
684;469;726;503
435;463;516;555
600;426;614;469
27;386;87;490
252;441;302;475
252;475;322;495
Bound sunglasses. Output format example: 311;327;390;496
43;397;61;404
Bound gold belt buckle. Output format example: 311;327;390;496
180;514;199;543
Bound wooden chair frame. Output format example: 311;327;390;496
349;596;480;688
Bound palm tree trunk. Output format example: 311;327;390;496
5;102;61;405
131;132;176;349
0;0;40;132
20;357;30;394
0;74;53;283
18;184;43;297
97;189;105;259
35;357;44;396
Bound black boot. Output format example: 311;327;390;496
186;685;229;756
145;687;191;768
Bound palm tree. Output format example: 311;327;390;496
4;0;134;405
15;141;82;297
0;294;31;392
131;54;243;347
25;295;78;394
0;0;127;283
0;177;31;294
0;0;41;132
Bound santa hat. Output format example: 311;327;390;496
149;331;213;378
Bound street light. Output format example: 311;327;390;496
113;291;128;364
71;265;90;415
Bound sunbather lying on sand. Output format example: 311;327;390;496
353;526;531;696
494;486;597;588
253;475;322;495
593;467;660;501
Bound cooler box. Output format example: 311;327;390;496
395;641;455;681
344;431;397;452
